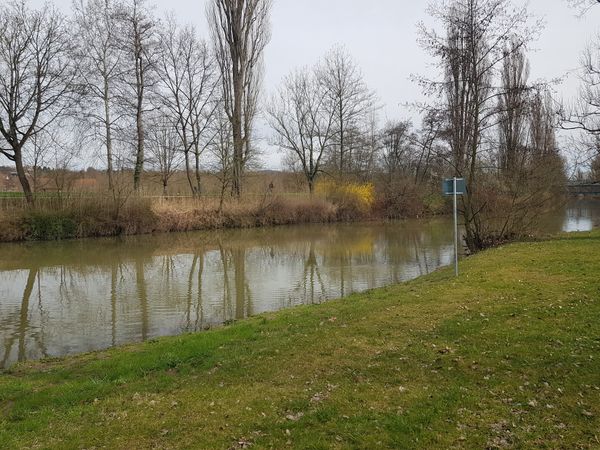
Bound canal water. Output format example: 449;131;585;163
1;199;599;368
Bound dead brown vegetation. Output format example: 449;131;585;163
0;194;343;242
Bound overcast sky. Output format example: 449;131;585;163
34;0;600;168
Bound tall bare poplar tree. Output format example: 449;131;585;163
0;1;76;204
530;89;558;157
498;42;530;176
207;0;272;198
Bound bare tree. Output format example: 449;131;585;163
498;41;530;176
208;108;234;211
147;117;182;196
207;0;272;198
530;88;559;157
330;115;381;181
24;121;80;194
27;130;52;193
591;150;600;180
0;1;76;204
318;46;378;175
381;121;414;181
566;0;600;15
46;122;83;195
159;17;219;196
360;114;382;180
561;36;600;137
22;118;84;196
418;0;539;251
73;0;123;192
268;67;337;194
118;0;159;192
413;110;444;184
558;32;600;178
494;87;565;241
378;114;443;186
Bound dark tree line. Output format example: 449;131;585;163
0;0;271;203
0;0;585;252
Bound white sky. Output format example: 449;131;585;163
29;0;600;168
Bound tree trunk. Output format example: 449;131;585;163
463;114;482;252
14;147;34;204
184;150;196;197
339;101;344;173
104;76;114;192
232;129;243;198
219;180;226;213
133;105;144;191
232;64;244;198
194;149;202;196
133;24;145;192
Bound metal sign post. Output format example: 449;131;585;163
443;178;465;277
452;178;458;276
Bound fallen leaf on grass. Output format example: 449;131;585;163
285;412;304;421
310;393;324;403
232;438;252;449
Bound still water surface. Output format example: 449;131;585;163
1;200;599;368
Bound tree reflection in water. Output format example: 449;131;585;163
1;203;596;368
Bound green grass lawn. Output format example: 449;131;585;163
1;232;600;449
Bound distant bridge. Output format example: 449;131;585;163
567;182;600;196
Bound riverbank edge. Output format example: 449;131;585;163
0;194;448;243
1;230;599;448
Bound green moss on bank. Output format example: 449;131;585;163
1;232;600;449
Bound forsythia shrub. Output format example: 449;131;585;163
316;180;375;219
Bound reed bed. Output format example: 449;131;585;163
0;193;346;242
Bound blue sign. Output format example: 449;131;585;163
443;178;466;196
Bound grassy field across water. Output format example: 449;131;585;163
1;232;600;449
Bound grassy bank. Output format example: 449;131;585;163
1;232;600;448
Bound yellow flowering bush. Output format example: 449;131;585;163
316;180;375;217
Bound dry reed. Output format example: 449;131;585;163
0;194;343;242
